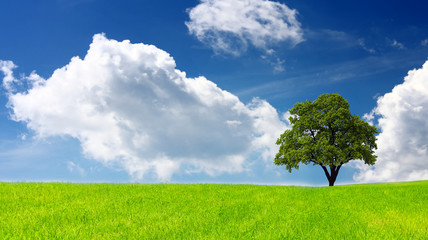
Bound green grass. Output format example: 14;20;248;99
0;181;427;239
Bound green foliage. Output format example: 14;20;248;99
275;93;378;186
0;181;427;239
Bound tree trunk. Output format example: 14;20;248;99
321;164;342;187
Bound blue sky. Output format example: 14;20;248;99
1;0;428;185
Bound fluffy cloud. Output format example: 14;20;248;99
1;34;287;181
0;60;18;92
186;0;303;55
355;60;428;182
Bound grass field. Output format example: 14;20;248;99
0;181;427;239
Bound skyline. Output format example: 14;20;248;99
1;0;428;185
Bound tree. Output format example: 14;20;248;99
274;93;378;186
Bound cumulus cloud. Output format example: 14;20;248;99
1;34;287;181
186;0;303;56
354;60;428;182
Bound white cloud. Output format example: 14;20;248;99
67;161;86;176
358;38;376;53
1;34;287;181
261;49;285;73
362;111;375;126
354;60;428;183
261;55;285;73
390;39;405;50
186;0;303;55
421;39;428;47
0;60;18;92
248;98;287;161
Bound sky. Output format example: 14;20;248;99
1;0;428;185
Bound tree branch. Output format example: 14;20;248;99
321;165;331;179
310;129;317;141
336;164;342;173
310;152;317;164
331;164;342;185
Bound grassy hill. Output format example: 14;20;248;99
0;181;427;239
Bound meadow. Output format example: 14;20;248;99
0;181;427;239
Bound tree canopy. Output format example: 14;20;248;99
274;93;378;186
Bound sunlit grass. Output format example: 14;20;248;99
0;181;427;239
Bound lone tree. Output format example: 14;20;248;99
274;93;378;186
